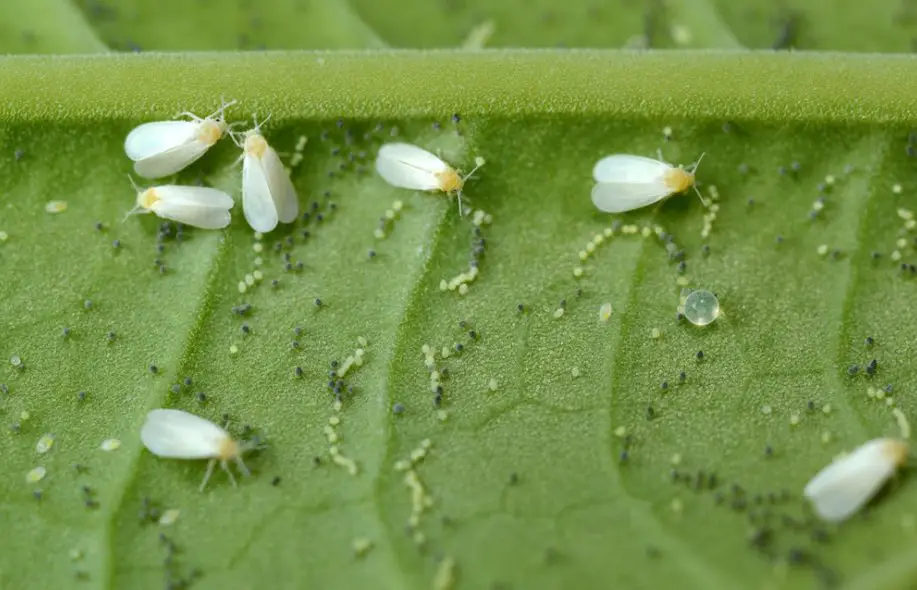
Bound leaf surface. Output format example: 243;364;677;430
1;50;917;590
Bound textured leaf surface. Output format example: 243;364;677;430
2;51;917;590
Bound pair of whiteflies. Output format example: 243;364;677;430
123;100;298;234
142;405;911;524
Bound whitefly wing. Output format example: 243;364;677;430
242;153;280;233
261;144;299;224
375;143;447;191
125;121;199;161
151;186;233;230
591;181;671;213
155;185;234;209
134;138;214;179
592;154;671;183
803;439;900;522
141;409;228;459
590;154;674;213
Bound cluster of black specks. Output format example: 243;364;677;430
657;229;685;264
153;222;187;275
160;533;202;590
847;358;878;377
82;485;99;510
138;496;163;524
469;224;487;270
231;303;253;316
674;468;839;585
326;360;356;406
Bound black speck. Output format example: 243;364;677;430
645;405;656;420
62;327;71;337
368;249;376;259
661;381;668;390
112;239;121;249
314;298;322;307
196;392;207;403
271;476;281;486
787;548;809;565
170;384;181;394
291;340;300;349
865;336;875;346
241;323;251;335
106;331;116;342
865;359;878;375
517;303;525;313
295;366;303;378
508;472;519;485
765;445;773;457
619;451;629;463
392;403;405;415
678;371;686;382
149;364;159;374
559;299;567;309
695;350;704;360
83;299;93;310
847;364;860;376
454;343;464;352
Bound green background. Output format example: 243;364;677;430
1;1;917;589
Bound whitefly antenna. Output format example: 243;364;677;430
456;156;486;217
690;152;709;208
122;174;147;222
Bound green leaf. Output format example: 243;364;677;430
0;0;108;53
2;51;917;590
712;0;917;51
72;0;386;50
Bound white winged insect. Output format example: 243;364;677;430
125;177;234;229
124;99;237;179
375;142;484;217
230;115;299;233
803;437;909;523
591;151;707;213
140;409;256;492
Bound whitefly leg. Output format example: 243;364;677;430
199;458;217;492
221;460;238;487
